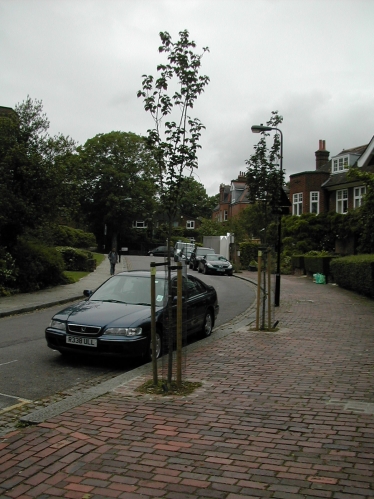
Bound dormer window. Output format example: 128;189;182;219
332;156;349;173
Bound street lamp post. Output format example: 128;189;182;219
251;124;283;307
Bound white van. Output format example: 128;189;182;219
174;241;195;262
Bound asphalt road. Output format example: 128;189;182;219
0;260;255;407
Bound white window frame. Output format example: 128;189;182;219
332;155;349;173
310;191;319;214
186;220;195;229
354;186;366;208
336;189;348;214
293;193;303;216
132;220;148;229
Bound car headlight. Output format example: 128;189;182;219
207;263;214;268
49;320;66;331
227;263;232;269
103;327;142;337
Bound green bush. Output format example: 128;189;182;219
239;241;261;269
50;225;96;248
56;247;96;271
330;254;374;298
0;248;18;296
14;239;66;292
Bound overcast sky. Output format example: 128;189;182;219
2;0;373;196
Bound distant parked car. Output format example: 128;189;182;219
148;246;173;257
45;270;220;361
189;247;215;271
198;254;233;276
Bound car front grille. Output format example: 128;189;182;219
68;324;101;336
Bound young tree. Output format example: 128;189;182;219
245;111;284;211
347;168;374;253
245;111;285;246
138;30;209;384
137;30;209;227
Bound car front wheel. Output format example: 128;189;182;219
148;330;162;361
201;311;213;337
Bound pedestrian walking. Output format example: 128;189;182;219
108;248;118;275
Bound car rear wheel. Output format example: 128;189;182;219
201;311;213;337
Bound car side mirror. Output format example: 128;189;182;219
83;289;93;298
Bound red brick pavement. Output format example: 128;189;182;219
1;274;374;498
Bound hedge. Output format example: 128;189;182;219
330;254;374;298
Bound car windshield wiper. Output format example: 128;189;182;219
133;302;151;306
95;299;127;303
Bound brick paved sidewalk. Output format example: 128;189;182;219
1;275;374;498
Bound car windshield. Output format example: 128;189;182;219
90;275;167;305
205;254;227;262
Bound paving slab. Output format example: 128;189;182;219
1;264;374;498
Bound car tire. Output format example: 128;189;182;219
201;310;213;337
148;330;162;361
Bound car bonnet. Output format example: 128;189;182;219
52;300;158;328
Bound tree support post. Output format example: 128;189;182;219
176;262;183;387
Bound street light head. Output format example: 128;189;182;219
251;125;274;133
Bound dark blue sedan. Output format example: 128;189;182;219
45;270;219;361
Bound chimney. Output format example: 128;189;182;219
315;140;329;170
220;183;225;202
237;171;246;182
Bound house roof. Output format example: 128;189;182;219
357;135;374;167
335;144;368;157
230;180;249;204
322;163;374;189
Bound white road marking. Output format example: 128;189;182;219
0;360;18;367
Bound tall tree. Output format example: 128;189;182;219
76;131;158;250
178;177;216;219
0;96;76;248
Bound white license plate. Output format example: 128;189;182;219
66;336;97;347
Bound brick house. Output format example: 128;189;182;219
212;172;250;222
289;138;374;216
